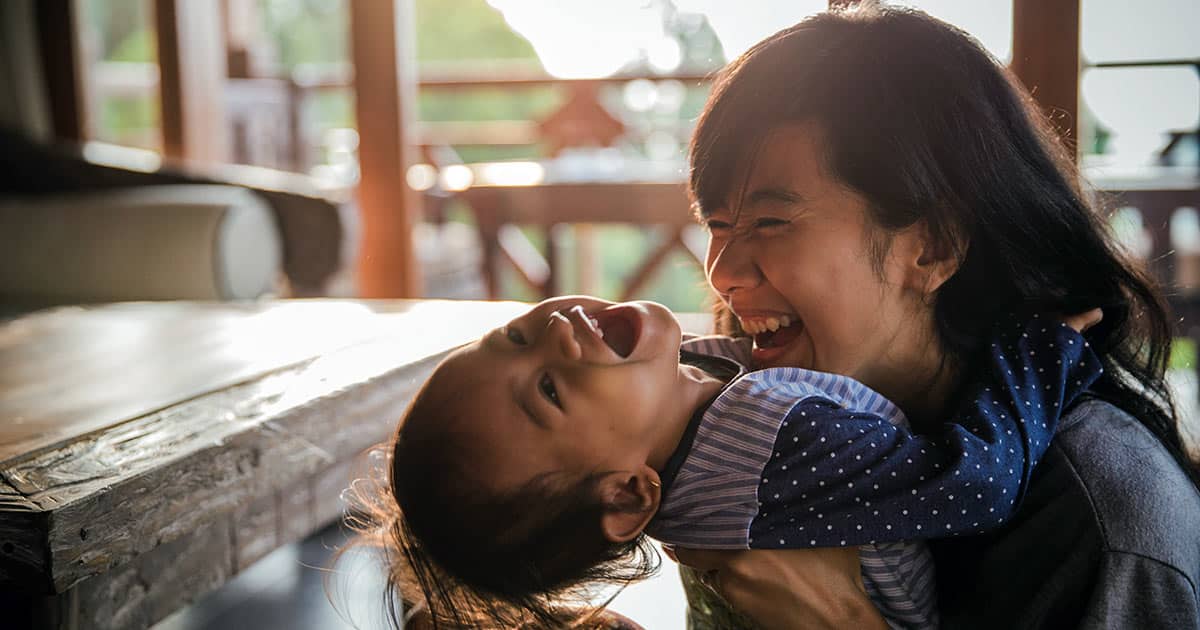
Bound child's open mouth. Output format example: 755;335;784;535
592;306;642;358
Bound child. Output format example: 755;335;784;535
384;296;1101;629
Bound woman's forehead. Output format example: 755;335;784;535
712;125;834;214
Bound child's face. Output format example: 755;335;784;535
424;296;718;493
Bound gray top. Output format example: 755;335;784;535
933;397;1200;628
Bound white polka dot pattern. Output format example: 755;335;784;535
650;317;1102;629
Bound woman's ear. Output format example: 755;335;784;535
598;468;662;543
897;219;966;297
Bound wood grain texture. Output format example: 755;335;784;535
0;300;713;629
0;300;515;463
0;300;528;597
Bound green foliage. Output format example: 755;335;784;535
109;27;155;62
414;0;539;62
259;0;350;68
1171;338;1196;371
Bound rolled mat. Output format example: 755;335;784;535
0;185;281;303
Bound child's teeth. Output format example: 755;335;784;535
780;316;791;328
766;318;780;332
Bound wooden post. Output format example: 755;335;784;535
154;0;229;162
34;0;88;142
349;0;423;297
223;0;274;78
1010;0;1081;159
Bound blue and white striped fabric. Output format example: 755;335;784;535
652;336;938;627
650;320;1103;629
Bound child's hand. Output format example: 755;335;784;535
1061;308;1102;333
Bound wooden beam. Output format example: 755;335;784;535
33;0;88;142
154;0;229;162
349;0;423;297
1010;0;1081;159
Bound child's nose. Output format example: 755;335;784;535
541;311;583;362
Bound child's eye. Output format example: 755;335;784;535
538;373;561;408
506;326;528;345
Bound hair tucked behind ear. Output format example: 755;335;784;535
693;4;1198;484
340;375;660;629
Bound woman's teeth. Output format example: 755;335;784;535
740;316;792;334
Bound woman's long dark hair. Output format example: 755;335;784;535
690;4;1198;483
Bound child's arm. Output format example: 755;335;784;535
746;314;1102;549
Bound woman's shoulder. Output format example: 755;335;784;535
1053;397;1200;574
934;397;1200;628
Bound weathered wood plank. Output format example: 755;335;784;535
71;515;235;630
0;300;529;596
0;301;403;463
26;347;446;592
0;478;48;589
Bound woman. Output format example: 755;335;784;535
672;5;1200;629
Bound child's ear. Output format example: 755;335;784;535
598;467;662;543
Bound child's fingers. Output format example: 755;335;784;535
1061;308;1103;333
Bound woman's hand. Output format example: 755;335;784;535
666;545;889;630
1061;308;1102;333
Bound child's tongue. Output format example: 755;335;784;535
754;321;803;349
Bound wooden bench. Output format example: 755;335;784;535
0;299;532;629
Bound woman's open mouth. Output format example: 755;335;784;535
738;314;803;363
592;305;642;358
752;322;803;350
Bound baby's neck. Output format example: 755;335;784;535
647;362;729;471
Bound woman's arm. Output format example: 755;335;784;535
669;546;889;630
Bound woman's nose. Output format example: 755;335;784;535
538;311;583;362
706;234;761;297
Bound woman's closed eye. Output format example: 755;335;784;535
538;372;561;408
704;217;789;234
752;216;790;230
704;218;733;233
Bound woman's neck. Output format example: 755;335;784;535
867;325;964;431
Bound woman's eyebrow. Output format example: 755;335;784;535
746;187;807;206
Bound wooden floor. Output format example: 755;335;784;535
151;521;689;630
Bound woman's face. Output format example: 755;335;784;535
703;123;933;390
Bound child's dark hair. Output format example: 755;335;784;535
367;372;660;628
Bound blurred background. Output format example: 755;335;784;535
0;1;1197;628
4;0;1196;315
